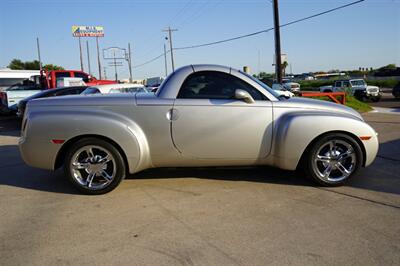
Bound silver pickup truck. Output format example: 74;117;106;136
19;64;379;194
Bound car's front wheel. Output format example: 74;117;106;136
304;133;363;186
64;138;126;194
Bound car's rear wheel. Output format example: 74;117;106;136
304;133;363;186
64;138;126;194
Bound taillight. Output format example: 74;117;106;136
0;92;7;101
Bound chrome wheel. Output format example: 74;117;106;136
70;145;116;190
312;139;357;182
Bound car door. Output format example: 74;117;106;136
171;71;273;160
334;81;342;91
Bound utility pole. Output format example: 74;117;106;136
163;43;168;76
113;50;118;81
78;37;84;71
86;40;91;75
36;37;43;71
96;37;102;79
128;42;133;82
163;27;177;72
257;50;260;78
273;0;282;83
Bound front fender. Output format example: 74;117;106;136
20;108;151;174
272;111;378;170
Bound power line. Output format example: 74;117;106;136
132;52;167;69
132;0;365;69
174;0;365;50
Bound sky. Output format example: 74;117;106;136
0;0;399;80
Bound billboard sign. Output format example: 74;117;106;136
72;26;104;37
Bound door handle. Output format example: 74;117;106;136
166;108;179;121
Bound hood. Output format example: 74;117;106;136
28;93;136;107
366;85;379;89
277;97;363;120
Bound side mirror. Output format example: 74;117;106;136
235;89;255;104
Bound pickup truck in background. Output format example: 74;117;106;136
0;70;116;114
282;78;301;94
319;79;381;102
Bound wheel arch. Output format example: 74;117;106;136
296;130;367;170
55;134;130;173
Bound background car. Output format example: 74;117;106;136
17;86;88;117
271;83;295;98
282;78;301;93
0;81;43;114
81;83;147;95
320;79;381;102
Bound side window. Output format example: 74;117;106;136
74;72;90;82
178;71;265;100
55;72;72;79
335;81;342;87
343;81;350;87
56;89;79;96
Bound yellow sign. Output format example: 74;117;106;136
72;26;104;37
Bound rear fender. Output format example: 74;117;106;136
27;108;151;173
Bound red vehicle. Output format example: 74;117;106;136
40;70;116;89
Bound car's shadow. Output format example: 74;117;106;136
0;115;21;137
128;166;311;186
1;138;399;196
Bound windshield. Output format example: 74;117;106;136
239;71;281;99
350;80;366;86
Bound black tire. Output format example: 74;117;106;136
64;137;126;195
371;97;381;102
302;133;363;186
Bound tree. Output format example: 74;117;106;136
281;61;288;76
7;59;63;71
8;59;25;70
43;64;64;71
383;64;396;70
24;60;40;70
8;59;39;70
258;72;274;79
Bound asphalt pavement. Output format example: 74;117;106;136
0;109;399;265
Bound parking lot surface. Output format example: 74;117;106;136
1;111;399;265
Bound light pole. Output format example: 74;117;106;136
128;43;133;82
78;37;84;71
36;37;43;71
86;40;91;75
96;37;102;79
164;43;168;76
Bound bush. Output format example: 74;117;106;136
365;79;398;88
298;80;336;90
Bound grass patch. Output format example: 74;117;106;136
345;95;373;112
303;94;373;113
